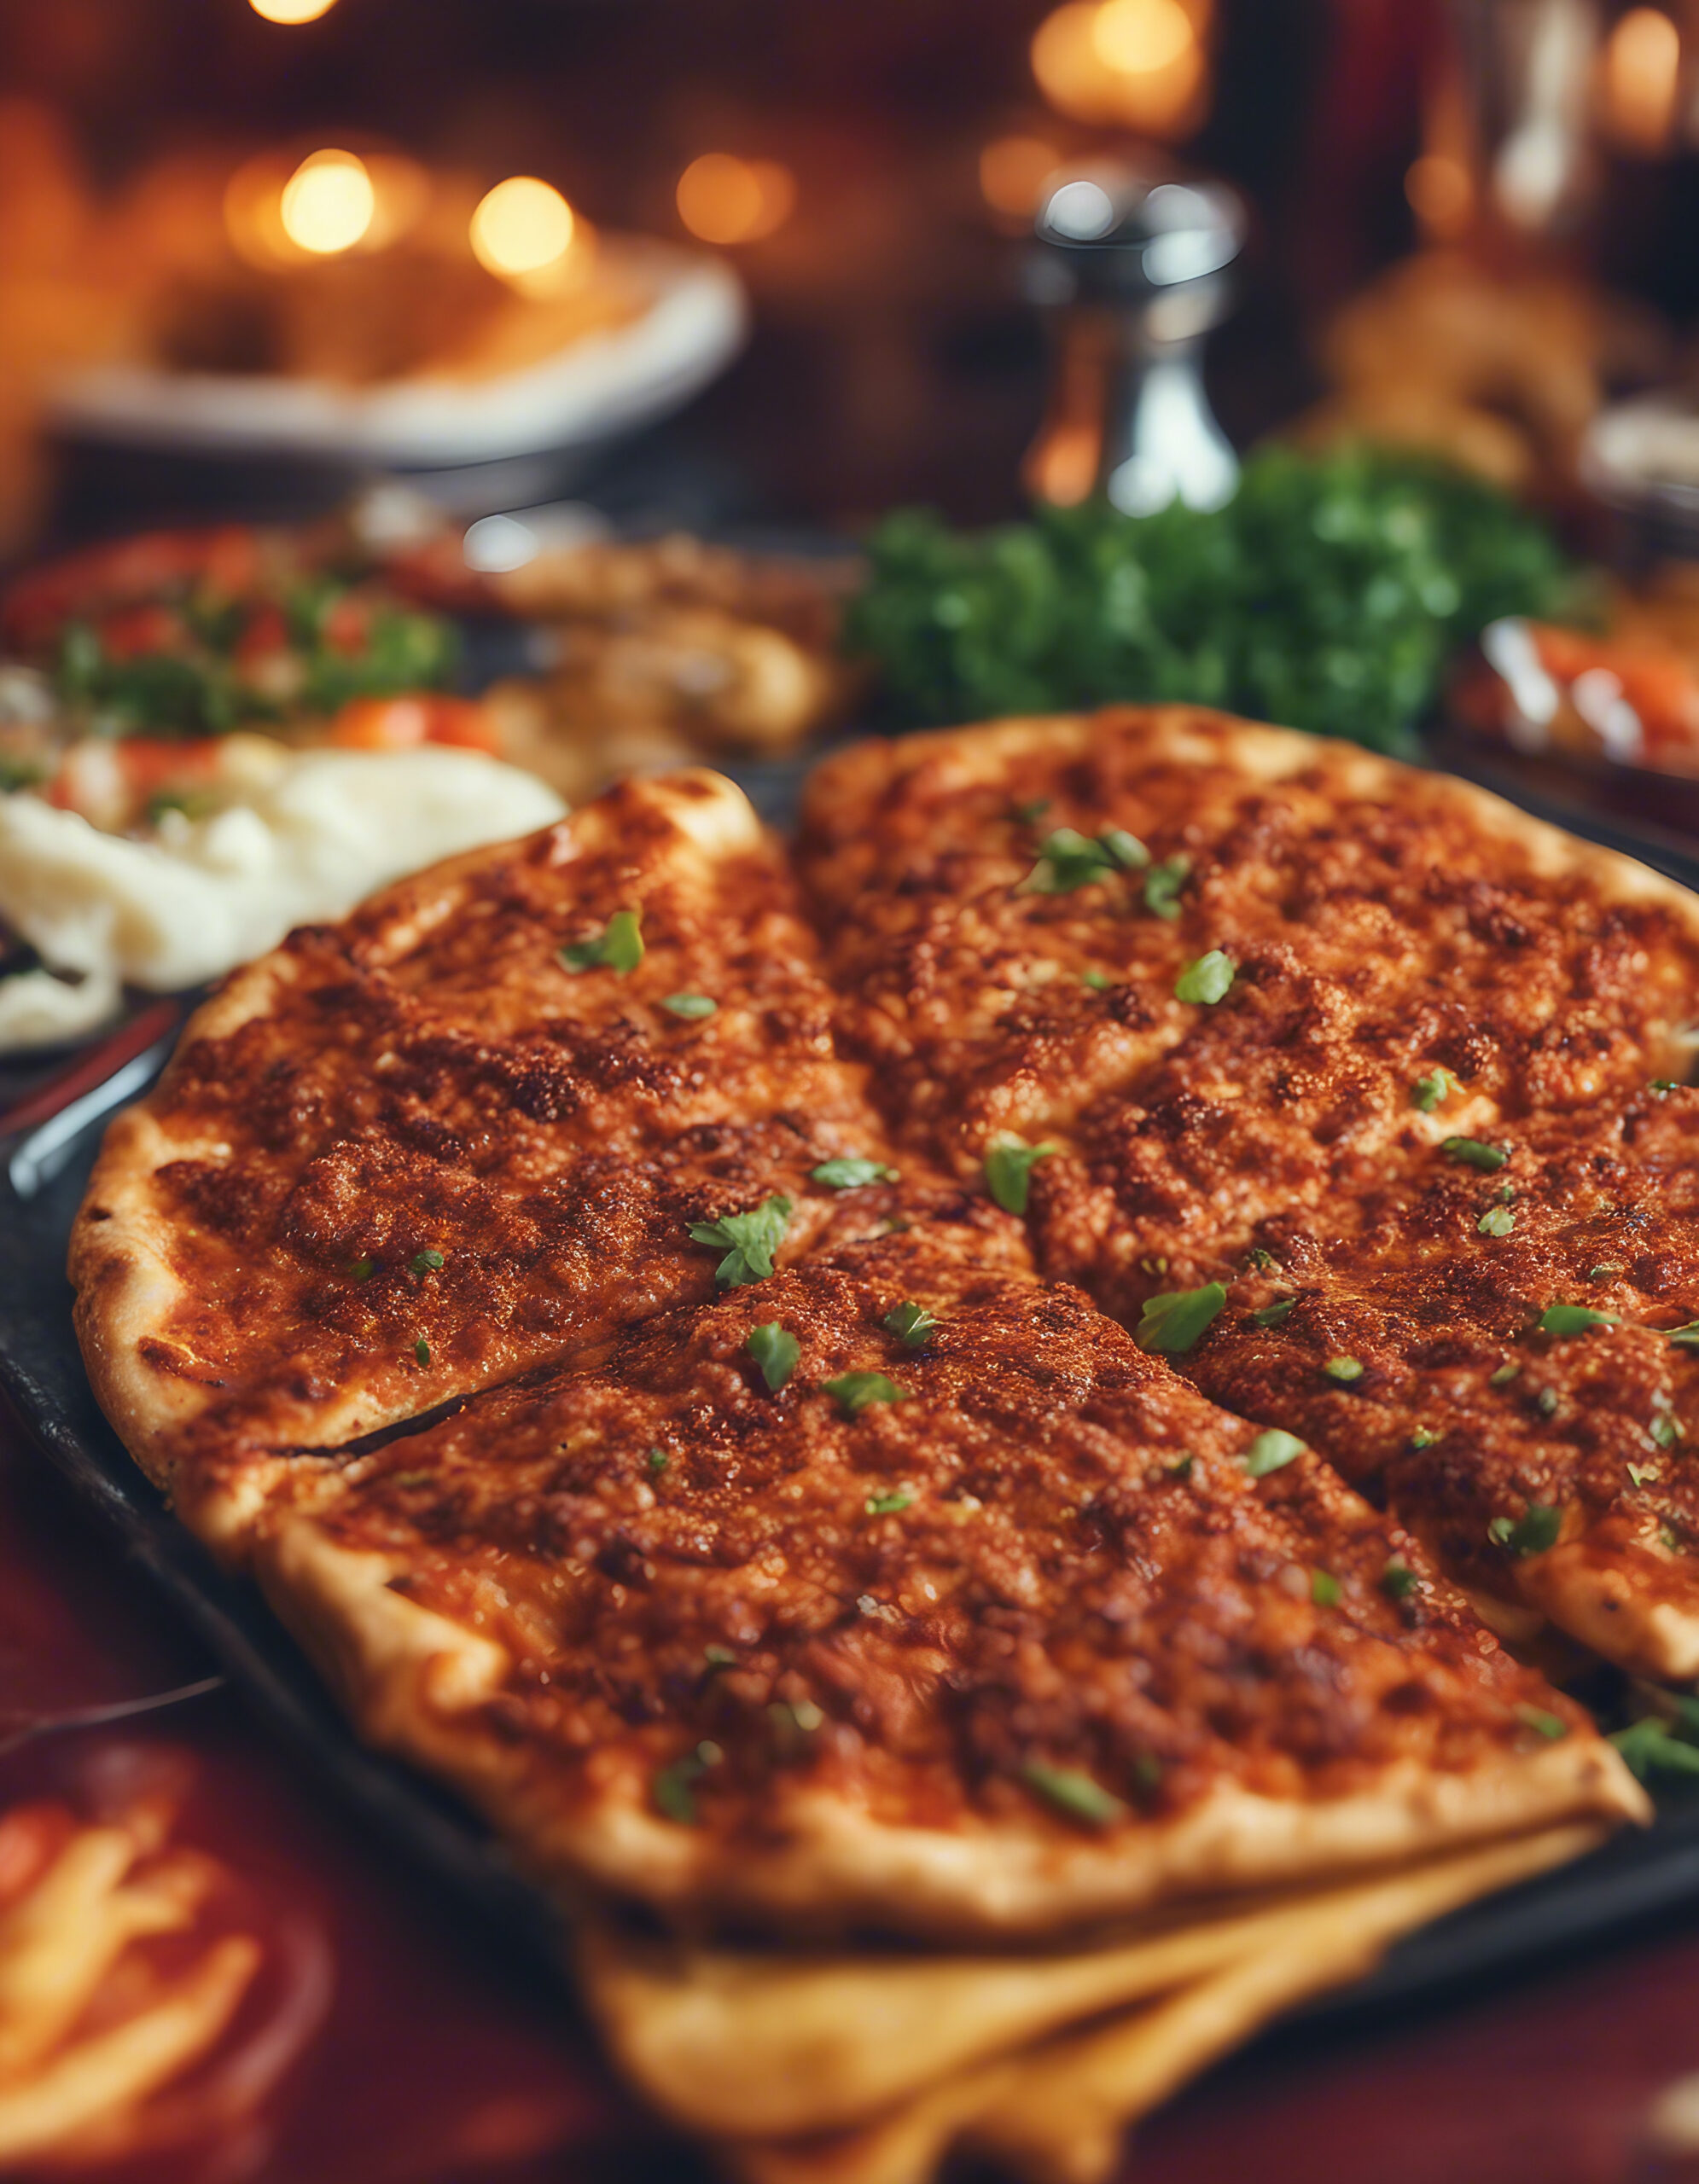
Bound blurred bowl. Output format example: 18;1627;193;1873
41;236;746;510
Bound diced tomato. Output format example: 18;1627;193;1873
1;526;261;652
98;603;187;660
233;604;289;670
329;695;502;755
1530;625;1699;757
322;595;371;655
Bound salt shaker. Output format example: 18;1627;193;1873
1022;165;1243;516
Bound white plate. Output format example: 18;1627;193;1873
44;236;748;468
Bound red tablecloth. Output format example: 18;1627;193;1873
3;1394;1699;2184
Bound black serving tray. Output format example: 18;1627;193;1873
9;749;1699;2042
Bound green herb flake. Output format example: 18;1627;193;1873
1136;1281;1228;1356
1022;828;1133;895
1489;1503;1562;1557
1252;1298;1295;1327
747;1321;800;1393
1081;969;1114;991
1668;1322;1699;1348
985;1136;1058;1214
1515;1704;1568;1741
559;907;644;975
1627;1461;1661;1488
1166;1453;1195;1481
1174;950;1235;1005
661;992;718;1019
1538;1304;1620;1337
1021;1761;1126;1828
823;1372;912;1417
1612;1718;1699;1781
1100;827;1149;871
1381;1559;1418;1600
812;1157;899;1191
653;1740;723;1825
1651;1412;1683;1450
410;1248;445;1274
704;1644;736;1670
1536;1387;1560;1418
1478;1205;1516;1237
1411;1426;1440;1449
883;1299;938;1347
689;1195;794;1287
865;1489;914;1515
1489;1362;1520;1387
414;1337;430;1367
1441;1136;1509;1172
1661;1522;1684;1553
1411;1068;1454;1113
1587;1263;1623;1281
1246;1246;1277;1271
1311;1569;1341;1607
1650;1079;1680;1096
647;1447;669;1475
347;1257;374;1281
1143;855;1190;921
389;1470;433;1490
1242;1428;1305;1478
1324;1356;1364;1384
1496;1182;1516;1204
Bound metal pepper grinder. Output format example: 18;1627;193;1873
1022;166;1244;515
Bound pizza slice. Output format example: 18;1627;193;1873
69;770;911;1538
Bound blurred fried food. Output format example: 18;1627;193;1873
1295;250;1670;493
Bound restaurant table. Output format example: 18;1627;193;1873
7;1383;1699;2184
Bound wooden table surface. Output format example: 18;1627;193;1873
6;1394;1699;2184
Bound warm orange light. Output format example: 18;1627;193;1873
1405;152;1474;235
1091;0;1194;75
248;0;337;21
278;149;374;255
1602;6;1682;154
676;154;796;246
1032;0;1208;135
469;176;576;278
979;135;1063;219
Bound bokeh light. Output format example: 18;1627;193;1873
248;0;338;21
676;154;796;245
468;176;576;277
278;149;374;255
1601;6;1681;154
1031;0;1209;136
1404;153;1473;237
979;135;1063;219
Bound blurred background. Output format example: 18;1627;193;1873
0;0;1695;549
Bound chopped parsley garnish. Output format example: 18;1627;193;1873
1661;1523;1684;1552
883;1299;938;1346
823;1372;912;1416
1411;1068;1455;1112
1515;1704;1568;1740
1136;1281;1227;1355
1174;950;1234;1005
704;1644;736;1670
1651;1411;1683;1450
1587;1263;1623;1281
1538;1303;1620;1337
661;992;718;1019
1021;1761;1126;1828
347;1257;374;1281
689;1195;793;1287
1143;855;1190;921
1613;1716;1699;1780
560;908;644;975
1381;1559;1418;1600
1441;1136;1508;1172
1651;1079;1681;1096
653;1740;723;1825
1252;1298;1295;1327
1311;1569;1341;1606
1495;1182;1516;1203
1667;1322;1699;1348
1489;1362;1520;1387
1537;1386;1559;1418
1411;1426;1439;1448
1627;1461;1660;1488
985;1136;1058;1214
1022;827;1147;894
1246;1246;1277;1271
1487;1503;1562;1557
414;1337;430;1366
1478;1205;1516;1237
410;1248;445;1274
1242;1428;1305;1478
1324;1356;1364;1383
1165;1453;1195;1480
747;1322;800;1392
812;1157;899;1190
647;1447;669;1474
1081;969;1114;991
865;1489;914;1515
